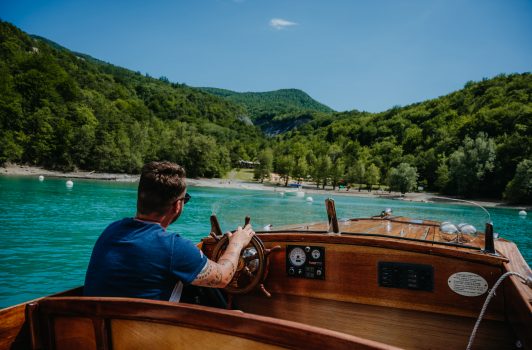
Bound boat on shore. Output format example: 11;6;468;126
1;199;530;349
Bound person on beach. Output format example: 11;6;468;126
84;161;255;301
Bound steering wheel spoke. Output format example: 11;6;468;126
243;252;259;263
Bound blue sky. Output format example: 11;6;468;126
1;0;531;112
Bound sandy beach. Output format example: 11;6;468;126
1;164;527;210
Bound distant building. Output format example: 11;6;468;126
238;160;260;168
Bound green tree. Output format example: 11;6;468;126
185;134;230;178
92;131;122;172
0;131;25;163
434;160;450;192
254;148;273;183
365;163;380;192
388;163;419;194
70;105;99;168
314;155;332;189
276;154;295;187
448;133;496;196
24;106;55;164
330;158;345;190
347;160;366;191
291;156;308;184
504;159;532;204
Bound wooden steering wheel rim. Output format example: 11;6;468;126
212;235;267;295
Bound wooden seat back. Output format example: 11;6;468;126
26;297;398;350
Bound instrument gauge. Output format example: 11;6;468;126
311;249;321;260
289;247;306;267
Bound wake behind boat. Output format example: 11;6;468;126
1;200;530;349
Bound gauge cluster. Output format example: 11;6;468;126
286;245;325;280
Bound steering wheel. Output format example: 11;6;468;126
212;234;267;295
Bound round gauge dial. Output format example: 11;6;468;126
289;247;306;267
311;249;321;260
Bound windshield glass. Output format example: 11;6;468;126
181;186;494;251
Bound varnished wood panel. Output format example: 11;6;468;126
54;317;96;350
496;240;532;349
236;294;515;350
0;287;83;350
248;239;506;319
111;319;284;350
37;297;398;350
0;303;29;350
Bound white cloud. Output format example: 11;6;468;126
269;18;298;30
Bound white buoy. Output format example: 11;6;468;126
306;197;314;202
519;210;527;216
66;180;74;188
38;175;44;182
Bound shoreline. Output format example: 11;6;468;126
1;164;528;210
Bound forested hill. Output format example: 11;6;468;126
0;20;530;203
200;87;334;135
0;20;265;176
199;87;334;117
271;73;531;202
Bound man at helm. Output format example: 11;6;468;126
84;161;255;300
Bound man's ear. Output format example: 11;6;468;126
173;198;183;214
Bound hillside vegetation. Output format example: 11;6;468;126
0;21;530;203
200;87;333;135
0;21;265;177
268;73;531;202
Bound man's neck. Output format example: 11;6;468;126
135;213;167;228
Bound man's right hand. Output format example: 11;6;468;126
191;224;255;288
226;224;255;249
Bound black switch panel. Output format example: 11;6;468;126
286;245;325;280
378;262;433;291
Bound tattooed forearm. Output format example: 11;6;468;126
192;231;251;288
205;263;223;287
195;261;213;281
218;258;236;280
192;250;240;288
193;260;224;287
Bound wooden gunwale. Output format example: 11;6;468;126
496;240;532;349
0;287;82;350
36;297;399;350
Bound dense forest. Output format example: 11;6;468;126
200;87;333;135
0;21;265;177
265;73;531;203
0;21;530;203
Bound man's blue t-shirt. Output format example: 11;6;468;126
84;218;207;300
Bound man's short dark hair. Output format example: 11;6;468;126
137;161;186;215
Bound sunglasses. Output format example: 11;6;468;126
180;192;191;205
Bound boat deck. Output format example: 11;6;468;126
274;217;486;250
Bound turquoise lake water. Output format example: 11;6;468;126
0;175;530;308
